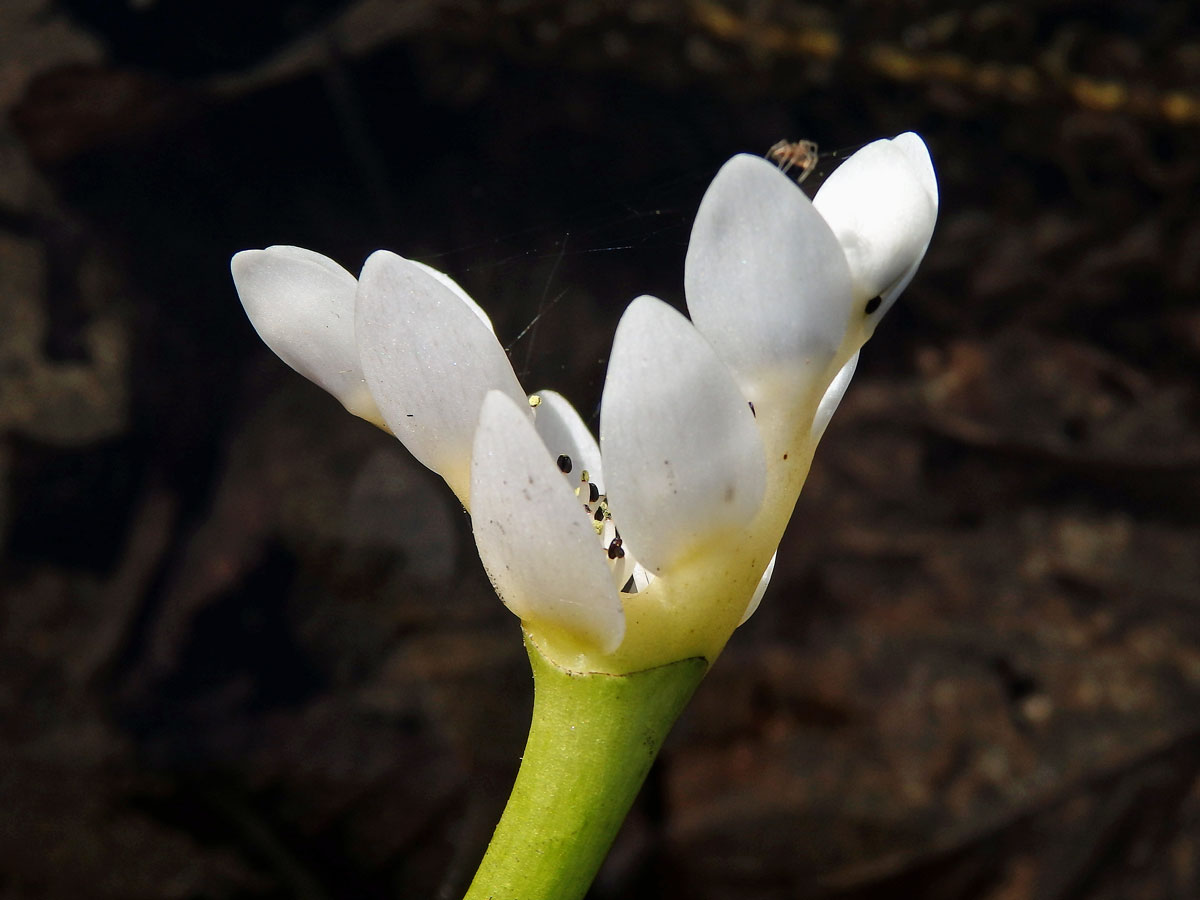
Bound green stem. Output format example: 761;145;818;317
463;636;708;900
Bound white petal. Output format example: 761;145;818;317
812;133;938;323
268;245;356;279
231;246;382;424
685;154;855;438
409;260;496;334
356;250;526;505
810;351;859;442
471;391;625;654
600;296;767;575
869;134;939;320
738;552;776;625
531;389;604;491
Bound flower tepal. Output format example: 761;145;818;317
231;132;937;674
354;250;528;506
471;390;626;654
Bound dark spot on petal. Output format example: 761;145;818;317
782;452;789;460
588;483;600;503
865;295;882;315
557;454;572;473
748;401;756;417
724;485;735;503
594;506;605;522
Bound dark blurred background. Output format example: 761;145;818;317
3;1;1200;898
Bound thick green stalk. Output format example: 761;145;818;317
463;635;708;900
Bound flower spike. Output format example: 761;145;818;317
232;131;938;900
232;132;937;668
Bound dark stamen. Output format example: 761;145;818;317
557;454;572;473
607;537;625;559
865;295;882;315
588;483;600;503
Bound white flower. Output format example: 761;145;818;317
231;133;937;672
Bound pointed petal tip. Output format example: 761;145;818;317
718;151;789;177
230;247;254;273
361;249;495;333
700;152;806;210
233;245;359;285
359;247;400;282
888;132;938;207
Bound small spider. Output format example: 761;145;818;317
766;139;819;183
